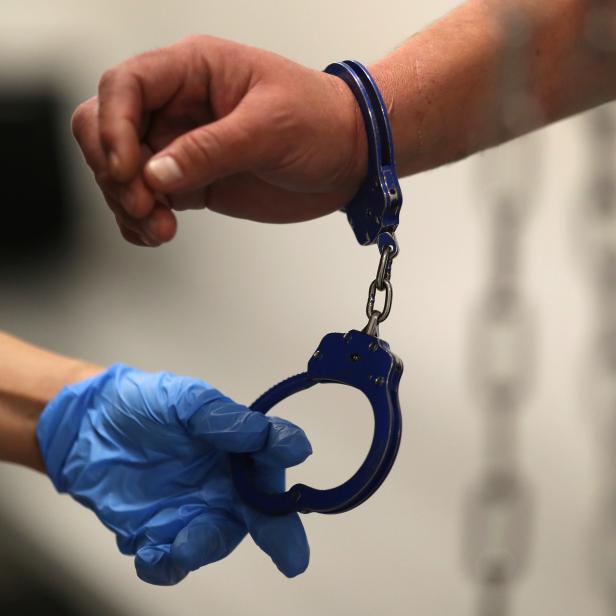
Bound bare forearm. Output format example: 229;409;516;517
372;0;616;176
0;332;102;470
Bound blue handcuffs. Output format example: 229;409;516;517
231;61;404;515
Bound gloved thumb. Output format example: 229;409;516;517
144;102;271;196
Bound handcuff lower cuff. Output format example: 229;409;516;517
231;60;404;515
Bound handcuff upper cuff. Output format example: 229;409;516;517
231;60;404;515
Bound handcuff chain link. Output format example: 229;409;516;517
376;244;395;290
364;234;398;336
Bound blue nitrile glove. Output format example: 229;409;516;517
36;364;312;585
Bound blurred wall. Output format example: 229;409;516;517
0;1;608;615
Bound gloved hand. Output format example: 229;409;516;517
36;364;312;585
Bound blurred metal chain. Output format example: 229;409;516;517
578;7;616;608
463;7;538;615
580;104;616;614
463;193;535;616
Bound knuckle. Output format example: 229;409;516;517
180;33;208;48
183;130;218;168
70;104;87;139
126;48;160;70
70;98;96;140
99;125;115;149
98;68;117;93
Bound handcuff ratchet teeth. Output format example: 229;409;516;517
231;60;405;515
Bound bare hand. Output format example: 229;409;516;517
71;36;367;246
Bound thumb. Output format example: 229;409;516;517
144;102;272;194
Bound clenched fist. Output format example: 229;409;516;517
72;36;368;246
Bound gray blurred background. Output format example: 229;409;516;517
0;1;612;614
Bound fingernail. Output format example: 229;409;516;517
147;156;183;186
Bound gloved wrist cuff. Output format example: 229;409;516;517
36;363;125;492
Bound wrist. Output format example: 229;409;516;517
0;332;104;472
0;393;46;471
0;332;103;405
368;56;424;178
29;358;104;407
64;361;105;391
0;361;104;473
326;71;369;206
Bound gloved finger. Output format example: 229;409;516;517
242;457;310;577
133;504;208;584
135;543;189;586
171;511;246;572
250;416;312;469
185;397;271;453
243;508;309;578
138;504;212;549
